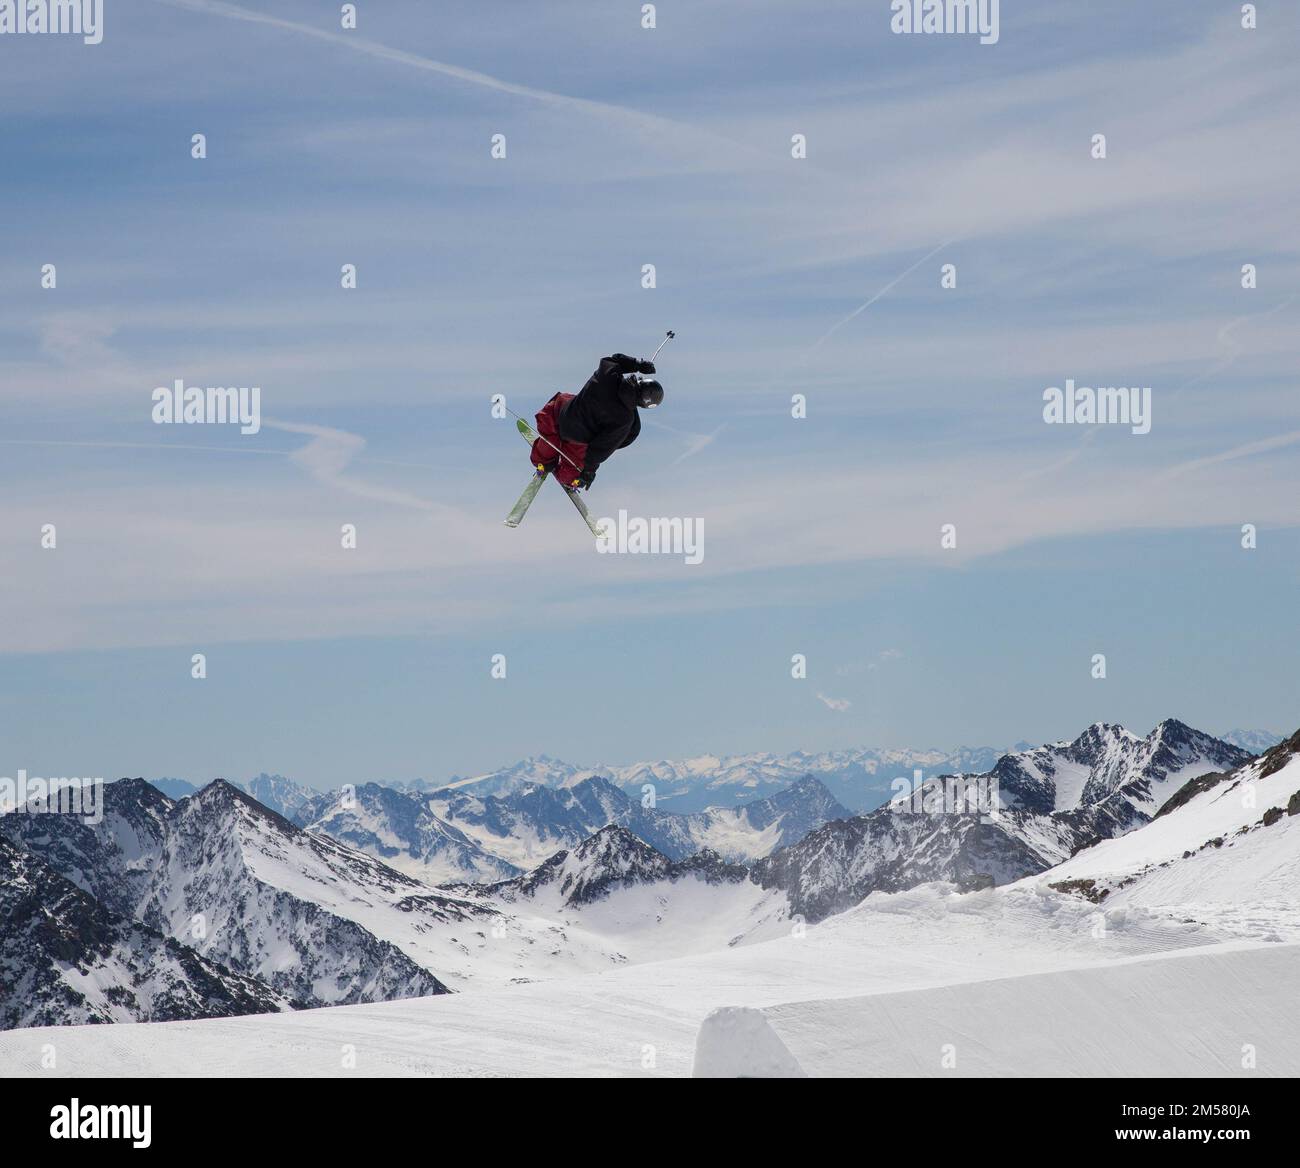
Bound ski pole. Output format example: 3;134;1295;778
650;329;676;364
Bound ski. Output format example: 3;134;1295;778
511;416;606;538
503;467;548;527
563;484;609;539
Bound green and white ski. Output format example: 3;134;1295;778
508;417;607;538
515;416;542;445
562;482;608;539
504;467;547;528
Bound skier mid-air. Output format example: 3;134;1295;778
505;333;672;535
529;352;664;491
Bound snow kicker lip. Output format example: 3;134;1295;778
691;942;1300;1078
692;1006;808;1078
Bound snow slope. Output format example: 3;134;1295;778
693;942;1298;1077
1031;734;1300;940
0;881;1256;1077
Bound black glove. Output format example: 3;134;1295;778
574;465;597;490
636;358;656;375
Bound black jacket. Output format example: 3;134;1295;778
558;354;643;470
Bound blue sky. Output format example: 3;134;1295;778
1;1;1297;787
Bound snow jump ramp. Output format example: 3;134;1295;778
692;942;1299;1077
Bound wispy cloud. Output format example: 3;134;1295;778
262;420;447;513
6;0;1300;665
646;420;726;467
150;0;763;167
836;649;905;676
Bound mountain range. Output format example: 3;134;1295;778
421;745;1013;812
2;717;1293;1034
751;719;1250;919
300;772;850;883
148;745;1012;815
148;728;1283;821
0;835;289;1031
479;825;751;909
0;780;451;1014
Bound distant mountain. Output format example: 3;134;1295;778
294;782;522;884
429;775;664;871
494;826;672;906
425;774;849;874
144;781;452;1005
752;720;1249;921
240;772;318;820
1218;728;1284;755
0;837;288;1031
143;743;1005;825
974;718;1248;819
426;776;647;874
284;773;848;883
0;779;450;1010
430;747;1004;812
419;755;591;798
601;748;1005;813
142;774;319;818
3;777;689;1004
486;825;749;909
691;775;853;855
1043;728;1300;924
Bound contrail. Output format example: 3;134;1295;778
645;419;727;466
150;0;756;160
805;238;955;357
0;435;444;482
761;239;956;395
1159;428;1300;482
1164;295;1295;404
0;438;290;455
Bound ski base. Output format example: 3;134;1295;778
563;485;608;538
510;415;606;539
504;469;547;527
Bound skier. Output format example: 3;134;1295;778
528;353;665;490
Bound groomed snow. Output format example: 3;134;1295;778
0;881;1269;1078
694;943;1299;1077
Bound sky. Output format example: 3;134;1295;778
1;0;1297;789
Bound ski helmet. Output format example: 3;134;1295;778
634;377;664;408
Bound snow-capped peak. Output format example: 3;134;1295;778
754;719;1252;921
489;823;751;909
